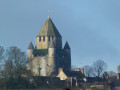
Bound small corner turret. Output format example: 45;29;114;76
27;42;34;71
63;41;71;71
27;42;34;59
48;40;56;57
28;42;34;50
64;41;70;50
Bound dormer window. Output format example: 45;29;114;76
39;37;41;42
43;37;45;42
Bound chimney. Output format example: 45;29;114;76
80;68;84;74
75;68;84;74
75;68;81;71
117;73;120;80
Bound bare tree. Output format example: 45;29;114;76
4;46;27;78
117;65;120;73
3;59;13;78
0;46;4;60
0;46;5;76
84;65;93;77
92;60;107;77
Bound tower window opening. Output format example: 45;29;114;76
52;36;54;40
48;36;50;41
43;37;45;42
39;37;41;42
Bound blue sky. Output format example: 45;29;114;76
0;0;120;72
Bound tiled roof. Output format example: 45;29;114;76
37;17;61;37
64;41;70;49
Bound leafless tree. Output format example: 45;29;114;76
0;46;4;60
117;65;120;73
4;46;27;78
3;59;13;78
0;46;5;76
84;65;93;77
92;60;107;77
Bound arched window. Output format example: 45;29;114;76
43;36;45;42
39;37;41;42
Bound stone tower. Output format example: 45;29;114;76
27;17;71;76
35;17;62;50
27;42;34;70
63;41;71;71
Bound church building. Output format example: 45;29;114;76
27;17;71;76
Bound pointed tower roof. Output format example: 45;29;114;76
64;41;70;49
49;40;55;48
28;42;34;49
37;17;61;37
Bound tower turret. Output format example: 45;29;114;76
64;41;71;56
27;42;34;58
48;40;55;57
63;41;71;71
27;42;34;70
48;40;56;76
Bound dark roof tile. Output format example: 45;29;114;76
64;41;70;49
37;17;61;37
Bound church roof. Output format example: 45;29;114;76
64;41;70;49
37;17;61;37
49;40;55;48
28;42;34;49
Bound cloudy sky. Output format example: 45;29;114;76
0;0;120;72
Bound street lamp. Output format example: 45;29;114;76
38;66;41;76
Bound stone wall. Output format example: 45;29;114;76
32;56;48;76
36;36;62;49
36;36;49;49
4;87;112;90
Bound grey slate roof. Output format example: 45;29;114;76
28;42;34;49
49;40;55;48
37;17;61;37
64;41;70;49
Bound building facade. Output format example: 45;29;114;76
27;17;71;76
